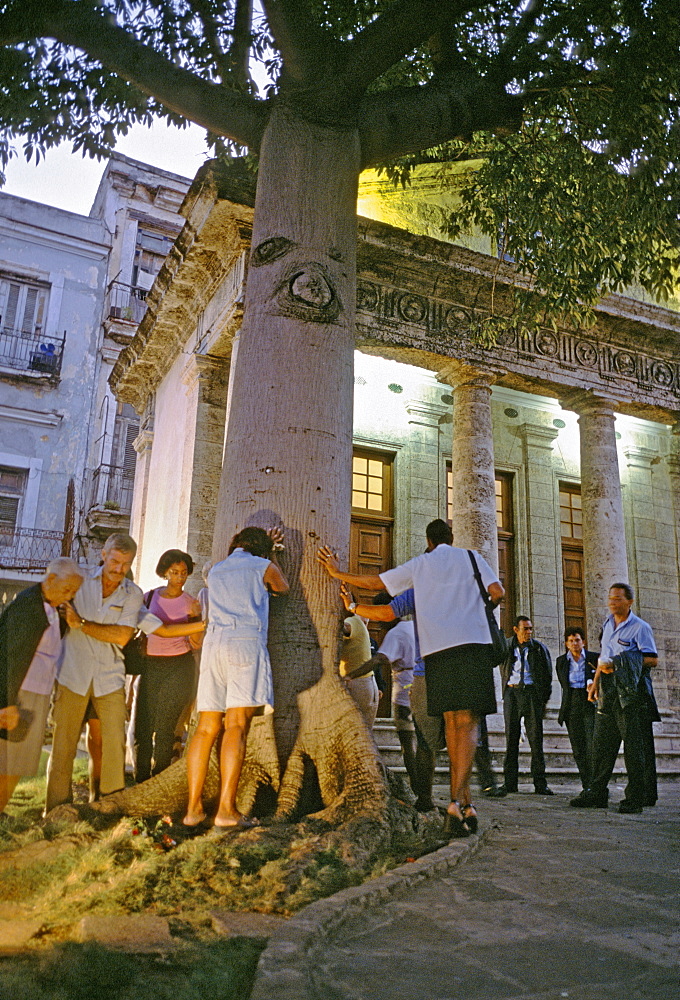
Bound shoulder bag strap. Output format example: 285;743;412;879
467;549;492;608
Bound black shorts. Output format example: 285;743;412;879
424;643;496;717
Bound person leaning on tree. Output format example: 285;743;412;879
318;518;504;838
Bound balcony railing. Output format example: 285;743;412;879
0;327;65;377
105;281;149;325
0;527;67;572
87;464;135;515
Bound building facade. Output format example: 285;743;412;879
0;192;109;603
110;162;680;718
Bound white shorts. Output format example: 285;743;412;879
196;626;274;715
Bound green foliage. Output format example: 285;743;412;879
0;940;263;1000
1;1;679;331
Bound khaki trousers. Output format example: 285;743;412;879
45;682;126;813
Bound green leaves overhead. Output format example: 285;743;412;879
0;1;679;327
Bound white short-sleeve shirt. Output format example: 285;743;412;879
380;544;500;658
59;567;143;696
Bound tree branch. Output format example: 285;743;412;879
339;0;494;96
227;0;254;91
261;0;332;83
0;0;268;149
190;0;232;82
359;73;524;168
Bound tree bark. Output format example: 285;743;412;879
102;105;388;823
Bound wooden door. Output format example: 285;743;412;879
560;485;586;641
349;449;393;716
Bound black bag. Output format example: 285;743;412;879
124;589;155;676
467;550;508;666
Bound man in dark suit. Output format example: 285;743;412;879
498;616;553;795
556;627;598;792
0;558;84;812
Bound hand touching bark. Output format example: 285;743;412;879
317;545;340;578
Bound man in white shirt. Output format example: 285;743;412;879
319;519;503;837
45;533;142;814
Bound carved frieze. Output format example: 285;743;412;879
355;277;680;414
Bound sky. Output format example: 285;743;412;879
2;120;212;216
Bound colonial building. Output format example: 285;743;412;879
0;154;191;602
0;192;109;603
79;154;191;556
110;161;680;719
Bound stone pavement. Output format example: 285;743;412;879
251;781;680;999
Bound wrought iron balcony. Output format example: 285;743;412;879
0;527;67;572
0;327;65;377
86;464;135;515
105;281;149;325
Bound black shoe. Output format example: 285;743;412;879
618;799;643;814
414;797;436;813
442;802;471;839
481;785;507;798
642;796;657;807
570;790;608;808
496;784;517;795
534;786;554;796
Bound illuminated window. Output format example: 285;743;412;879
352;455;388;512
560;488;583;540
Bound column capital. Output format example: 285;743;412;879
519;421;559;451
623;444;658;469
404;398;448;427
559;388;618;418
181;353;230;392
132;429;154;455
436;360;501;390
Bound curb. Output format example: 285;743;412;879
249;824;495;1000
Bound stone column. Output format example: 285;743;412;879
181;354;230;588
401;398;448;562
438;364;498;571
562;391;629;645
130;427;154;582
518;421;560;655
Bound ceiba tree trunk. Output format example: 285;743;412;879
98;106;387;822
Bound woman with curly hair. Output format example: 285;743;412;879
134;548;203;782
183;526;288;830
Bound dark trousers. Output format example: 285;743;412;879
564;689;595;790
475;716;497;789
503;685;547;790
589;698;645;806
134;651;196;783
639;701;658;804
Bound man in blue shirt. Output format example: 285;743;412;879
570;582;658;813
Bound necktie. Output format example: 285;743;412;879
519;646;527;690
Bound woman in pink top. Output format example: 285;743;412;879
134;549;203;782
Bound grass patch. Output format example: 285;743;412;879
0;939;263;1000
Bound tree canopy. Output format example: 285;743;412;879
1;0;679;327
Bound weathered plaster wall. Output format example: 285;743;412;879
0;193;109;548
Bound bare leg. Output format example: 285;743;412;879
87;717;102;802
444;709;479;807
183;711;223;825
0;775;20;814
214;706;258;826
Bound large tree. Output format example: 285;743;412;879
2;1;679;821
